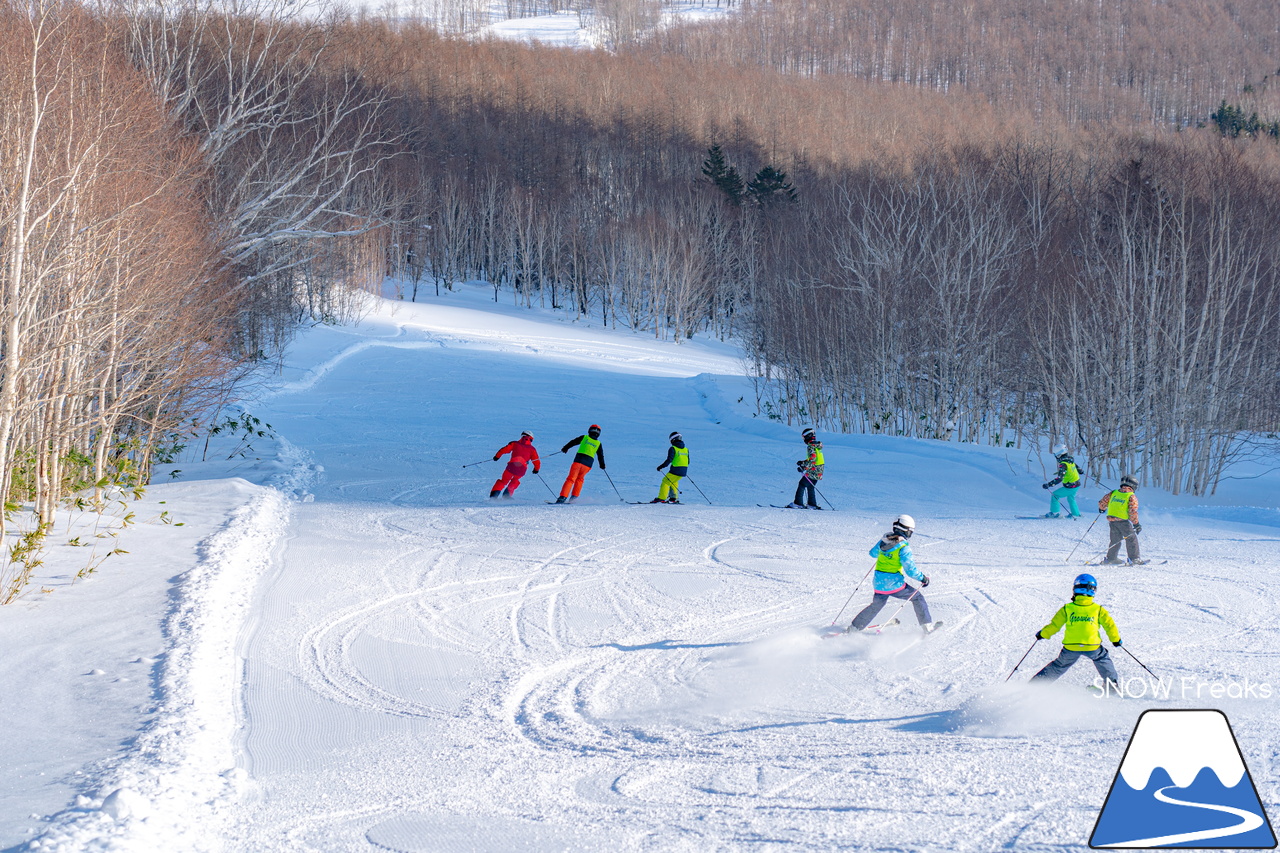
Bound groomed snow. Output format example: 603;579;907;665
7;282;1279;851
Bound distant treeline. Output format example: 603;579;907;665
1;0;1277;599
647;0;1280;129
338;24;1280;495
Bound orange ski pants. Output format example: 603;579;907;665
559;462;592;498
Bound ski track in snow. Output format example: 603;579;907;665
234;299;1280;851
27;294;1278;852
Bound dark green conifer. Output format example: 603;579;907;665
701;145;745;205
746;165;798;208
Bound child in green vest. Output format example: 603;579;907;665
1097;475;1147;565
651;432;688;504
1042;444;1083;518
556;425;605;503
1031;573;1121;691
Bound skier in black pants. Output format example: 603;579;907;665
787;428;825;509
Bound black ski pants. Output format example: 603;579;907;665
794;475;817;507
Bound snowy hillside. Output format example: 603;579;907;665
5;285;1279;851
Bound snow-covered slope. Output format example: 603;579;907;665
9;284;1279;851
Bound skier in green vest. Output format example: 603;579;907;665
556;425;605;503
651;432;689;504
846;515;940;634
1097;475;1147;565
1031;573;1121;692
787;428;825;509
1042;444;1083;518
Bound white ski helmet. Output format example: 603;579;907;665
521;430;534;440
893;514;916;534
1052;443;1068;458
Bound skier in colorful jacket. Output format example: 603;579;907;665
1097;476;1146;564
652;432;688;504
556;425;605;503
787;428;825;509
490;431;540;498
1042;444;1083;518
847;515;937;633
1031;573;1121;691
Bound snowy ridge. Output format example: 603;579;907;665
269;293;745;400
30;452;313;851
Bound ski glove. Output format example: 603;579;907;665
1133;523;1142;534
656;465;663;471
533;467;540;474
492;455;500;461
1042;483;1050;489
921;575;930;587
1033;630;1043;641
1113;639;1122;647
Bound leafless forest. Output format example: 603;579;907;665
2;0;1279;595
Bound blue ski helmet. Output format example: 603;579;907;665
1073;573;1097;596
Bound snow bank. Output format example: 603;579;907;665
29;446;314;851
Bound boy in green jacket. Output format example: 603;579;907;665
1031;573;1121;691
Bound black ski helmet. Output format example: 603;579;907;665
588;424;601;439
1120;474;1138;490
802;427;817;443
1073;573;1098;596
669;431;682;443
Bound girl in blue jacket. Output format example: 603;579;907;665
847;515;938;633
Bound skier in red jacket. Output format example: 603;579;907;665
491;431;540;498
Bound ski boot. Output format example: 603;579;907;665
666;497;681;505
807;504;823;510
554;496;567;504
1044;512;1060;518
650;498;664;503
489;489;501;499
786;502;804;509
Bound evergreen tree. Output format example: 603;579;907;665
746;165;798;208
701;145;745;205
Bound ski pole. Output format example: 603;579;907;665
1083;532;1137;566
1065;512;1103;563
1006;638;1040;681
534;471;556;498
1118;644;1158;678
804;474;837;511
879;584;923;628
461;458;493;469
602;468;625;502
830;565;874;626
684;476;712;505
